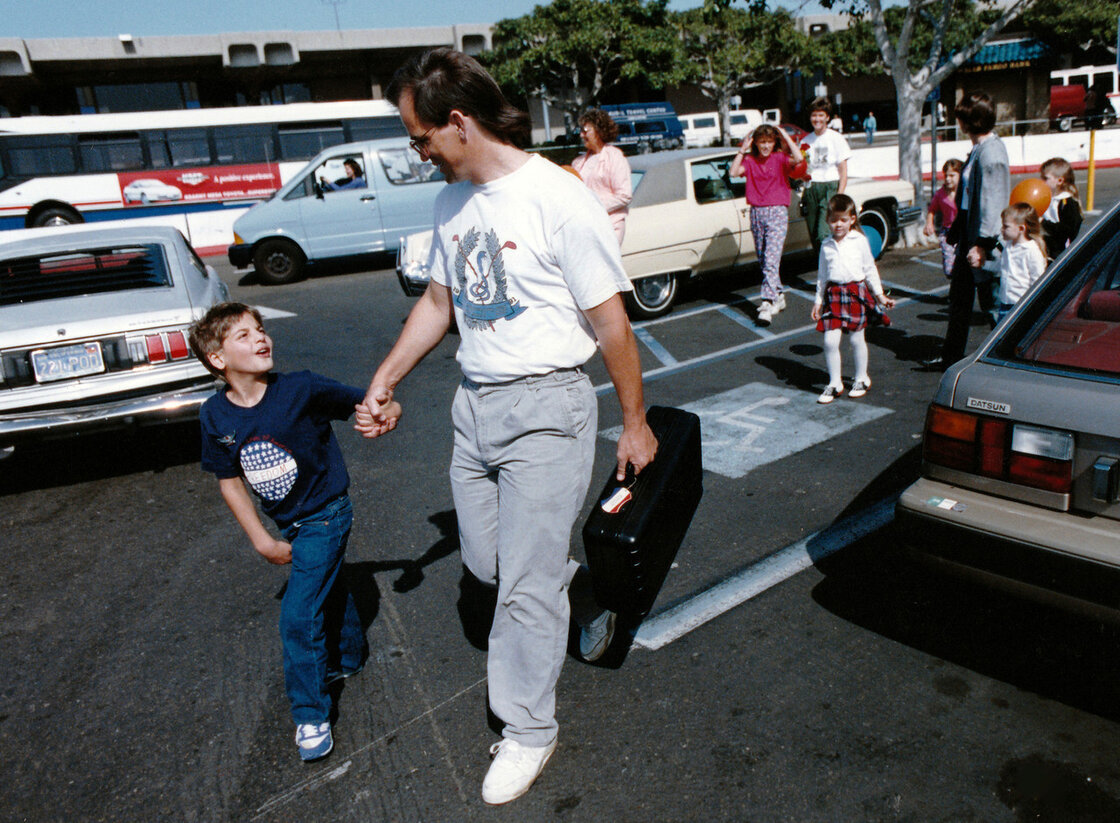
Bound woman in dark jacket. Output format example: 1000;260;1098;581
923;91;1010;370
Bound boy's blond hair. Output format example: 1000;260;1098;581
188;302;265;379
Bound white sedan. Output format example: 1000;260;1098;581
397;148;921;319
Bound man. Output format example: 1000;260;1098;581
356;48;657;806
863;111;877;145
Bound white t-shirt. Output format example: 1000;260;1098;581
998;239;1047;305
802;128;851;183
428;154;632;383
814;231;884;305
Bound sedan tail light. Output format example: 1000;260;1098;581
923;404;1073;494
127;329;194;367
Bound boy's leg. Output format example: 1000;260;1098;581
324;565;366;674
280;495;354;725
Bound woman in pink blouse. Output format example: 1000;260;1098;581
571;109;633;243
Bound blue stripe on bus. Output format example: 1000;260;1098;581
0;199;257;230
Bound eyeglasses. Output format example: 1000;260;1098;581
409;125;438;155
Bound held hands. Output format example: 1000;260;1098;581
616;420;658;481
966;245;985;268
877;294;897;309
355;388;402;439
256;537;292;565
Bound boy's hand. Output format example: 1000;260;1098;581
354;393;402;438
255;538;292;565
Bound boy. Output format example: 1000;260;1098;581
188;302;395;762
802;97;852;257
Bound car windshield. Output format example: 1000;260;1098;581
991;219;1120;377
0;243;172;306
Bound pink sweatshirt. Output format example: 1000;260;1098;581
572;144;632;242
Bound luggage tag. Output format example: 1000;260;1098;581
599;464;637;515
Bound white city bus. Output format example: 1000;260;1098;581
0;100;403;253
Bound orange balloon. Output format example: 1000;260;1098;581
1009;178;1051;217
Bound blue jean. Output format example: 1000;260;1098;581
279;494;366;724
449;369;597;747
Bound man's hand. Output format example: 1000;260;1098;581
967;245;984;268
356;388;402;439
616;419;658;481
255;538;292;565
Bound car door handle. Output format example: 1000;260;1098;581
360;195;376;202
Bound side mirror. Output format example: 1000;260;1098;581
313;179;324;199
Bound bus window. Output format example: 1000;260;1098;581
1093;72;1115;94
6;136;77;176
213;125;275;164
147;129;212;168
347;117;406;142
277;123;346;159
78;133;144;172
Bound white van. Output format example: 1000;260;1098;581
680;109;781;147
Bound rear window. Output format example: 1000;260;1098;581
994;220;1120;377
0;243;172;306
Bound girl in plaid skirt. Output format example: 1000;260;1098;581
810;194;896;404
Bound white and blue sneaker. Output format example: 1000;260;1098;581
579;609;617;662
296;722;333;762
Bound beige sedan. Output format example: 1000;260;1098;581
396;148;920;319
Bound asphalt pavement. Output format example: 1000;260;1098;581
5;172;1120;822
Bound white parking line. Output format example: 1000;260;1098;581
634;327;679;366
633;496;898;650
716;305;772;336
255;305;297;319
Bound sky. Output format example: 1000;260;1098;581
0;0;825;39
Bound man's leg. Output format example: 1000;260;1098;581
940;253;977;364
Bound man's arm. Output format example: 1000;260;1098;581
583;293;658;480
358;281;453;438
218;477;291;565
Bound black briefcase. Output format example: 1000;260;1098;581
582;405;702;618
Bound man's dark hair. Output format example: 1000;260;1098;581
387;48;532;148
954;92;997;136
809;97;833;118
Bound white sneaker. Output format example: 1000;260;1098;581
757;302;773;326
849;378;871;398
772;293;787;312
579;609;616;662
481;738;558;805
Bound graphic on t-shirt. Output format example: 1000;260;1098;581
450;226;527;330
239;438;298;502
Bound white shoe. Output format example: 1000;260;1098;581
817;385;843;404
772;293;787;312
579;609;616;662
481;738;558;805
757;302;773;326
849;378;871;398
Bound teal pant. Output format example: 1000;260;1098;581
804;181;840;255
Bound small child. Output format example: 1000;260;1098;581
1039;157;1083;261
802;97;852;256
923;158;962;279
996;203;1047;321
730;122;803;326
811;195;896;404
188;302;399;763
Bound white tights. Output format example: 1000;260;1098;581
823;328;868;389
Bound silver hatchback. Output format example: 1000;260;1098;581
896;199;1120;612
0;225;229;450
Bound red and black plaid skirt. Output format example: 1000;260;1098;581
816;281;891;332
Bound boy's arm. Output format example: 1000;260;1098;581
218;477;292;565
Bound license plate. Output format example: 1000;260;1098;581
31;341;105;383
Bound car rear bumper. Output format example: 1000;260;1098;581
896;476;1120;612
228;243;253;269
0;380;219;447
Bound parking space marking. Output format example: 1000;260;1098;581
255;305;297;319
909;256;944;271
634;327;679;366
633;496;897;650
601;382;890;478
716;305;773;337
595;281;950;395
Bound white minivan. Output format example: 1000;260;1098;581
227;137;443;284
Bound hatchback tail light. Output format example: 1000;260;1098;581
127;328;194;367
923;405;1073;494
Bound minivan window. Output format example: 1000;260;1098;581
378;148;440;185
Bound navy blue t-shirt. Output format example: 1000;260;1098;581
199;371;364;529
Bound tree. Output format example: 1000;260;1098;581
820;0;1040;207
674;2;816;145
483;0;680;129
1021;0;1119;62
